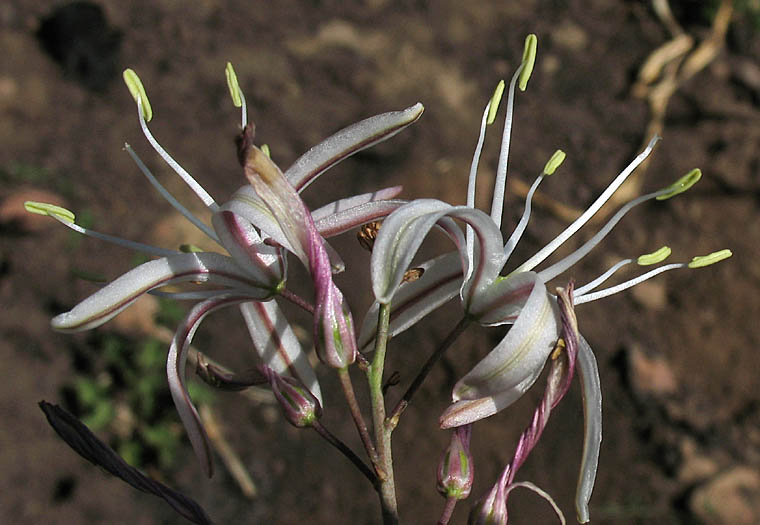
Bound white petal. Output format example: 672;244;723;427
51;253;274;332
358;252;462;350
239;301;323;405
453;277;559;401
168;294;253;477
575;335;602;524
285;104;424;192
212;210;285;286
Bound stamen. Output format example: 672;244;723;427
30;203;178;258
24;201;75;223
637;245;671;265
134;97;219;211
489;67;522;228
123;69;152;122
490;34;538;227
574;247;669;297
466;101;493;266
503;150;564;261
574;262;684;305
688;249;732;268
516;135;661;273
574;259;633;296
538;165;699;281
537;188;667;282
124;144;221;243
518;34;538;92
225;62;248;130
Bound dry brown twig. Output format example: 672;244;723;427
511;0;734;226
605;0;734;211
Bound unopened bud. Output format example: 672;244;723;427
315;285;357;369
437;424;474;500
468;477;507;525
261;366;322;428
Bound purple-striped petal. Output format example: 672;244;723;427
314;199;405;239
370;199;505;305
285;104;424;192
239;300;322;404
358;251;462;350
244;145;357;368
452;276;558;402
310;186;403;222
212;210;285;287
167;293;255;477
51;253;275;332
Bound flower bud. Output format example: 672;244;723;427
314;275;357;369
437;424;474;500
261;366;322;428
468;476;507;525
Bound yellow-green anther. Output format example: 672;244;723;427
637;246;671;265
518;34;538;91
487;80;506;125
180;244;203;253
688;249;732;268
543;149;566;175
225;62;242;108
24;201;75;223
261;144;271;158
656;168;701;200
122;69;152;122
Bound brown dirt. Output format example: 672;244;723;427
1;1;758;524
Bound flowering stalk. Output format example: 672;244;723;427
369;302;398;524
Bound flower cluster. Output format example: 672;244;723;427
27;34;730;524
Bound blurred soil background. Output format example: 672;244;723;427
1;0;759;523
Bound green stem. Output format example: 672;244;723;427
337;368;382;475
369;302;398;524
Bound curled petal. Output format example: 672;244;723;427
371;199;504;305
358;251;462;350
440;367;543;429
212;210;285;287
576;335;602;524
453;277;558;401
285;103;424;192
466;270;539;326
239;300;323;404
51;253;274;332
440;279;560;429
168;293;256;477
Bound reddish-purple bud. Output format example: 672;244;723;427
261;366;322;428
437;424;474;500
468;474;508;525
